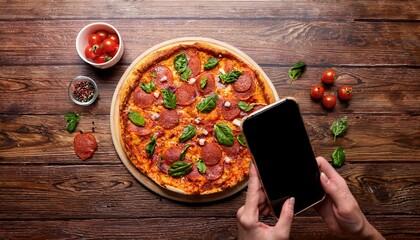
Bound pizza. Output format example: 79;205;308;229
116;38;277;196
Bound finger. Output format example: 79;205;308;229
320;171;349;206
274;197;295;236
242;163;261;222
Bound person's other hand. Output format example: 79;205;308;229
315;156;384;240
237;163;295;240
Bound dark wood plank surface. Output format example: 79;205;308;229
0;1;419;239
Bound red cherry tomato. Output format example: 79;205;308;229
95;55;106;63
95;30;109;41
110;45;119;57
102;38;117;53
91;44;103;56
84;45;97;60
108;33;119;44
338;85;353;100
310;85;325;100
88;33;102;45
321;69;336;85
322;94;337;109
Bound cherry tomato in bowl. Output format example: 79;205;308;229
321;69;336;85
310;85;325;100
338;85;353;100
322;94;337;109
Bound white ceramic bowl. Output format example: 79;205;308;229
76;22;124;69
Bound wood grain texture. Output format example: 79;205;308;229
0;0;419;239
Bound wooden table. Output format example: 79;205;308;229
1;1;419;239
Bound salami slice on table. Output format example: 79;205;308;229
73;132;97;160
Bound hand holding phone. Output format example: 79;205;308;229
241;97;325;217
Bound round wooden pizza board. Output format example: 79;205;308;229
110;37;279;202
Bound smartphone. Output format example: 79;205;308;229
240;97;325;217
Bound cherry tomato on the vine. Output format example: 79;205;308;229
84;45;97;60
310;85;325;100
338;85;353;100
322;94;337;109
88;34;102;45
321;69;336;85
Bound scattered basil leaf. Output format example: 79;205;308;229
238;102;255;112
204;57;219;70
220;70;242;84
214;123;234;146
161;88;177;109
331;116;349;141
200;77;208;89
64;112;79;133
174;52;188;73
331;146;346;168
145;135;156;158
196;158;206;174
140;82;156;93
179;125;196;143
168;161;193;177
237;134;247;147
181;68;192;81
197;94;218;113
180;144;191;161
288;61;306;82
128;111;146;127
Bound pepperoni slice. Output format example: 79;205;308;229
222;139;240;156
221;98;240;121
195;72;215;96
204;161;224;181
73;132;97;160
162;146;182;164
201;142;222;166
152;65;174;89
132;87;155;108
158;159;170;174
126;113;153;136
186;163;205;182
176;84;197;106
234;80;256;101
233;71;253;93
159;109;179;129
224;61;234;73
186;50;201;77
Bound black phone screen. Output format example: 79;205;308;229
241;98;325;216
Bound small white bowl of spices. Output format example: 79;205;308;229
68;76;99;106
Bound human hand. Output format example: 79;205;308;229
237;163;295;240
315;156;384;240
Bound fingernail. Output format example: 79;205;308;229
320;172;330;184
289;197;295;208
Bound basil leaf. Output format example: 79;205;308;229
288;61;306;82
238;101;255;112
168;161;193;177
128;111;146;127
181;68;192;81
214;123;234;146
204;57;219;70
237;134;247;147
331;146;346;168
64;112;79;133
200;77;208;89
145;135;156;158
197;94;218;113
140;82;155;93
161;88;177;109
331;116;349;141
180;144;191;161
150;72;158;78
196;158;206;174
179;125;196;143
220;70;242;84
174;52;188;73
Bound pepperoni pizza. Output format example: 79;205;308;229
116;38;277;196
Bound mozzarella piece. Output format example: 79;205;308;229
151;113;160;120
224;156;231;163
232;119;241;127
153;92;160;98
219;68;226;75
199;138;206;146
194;117;201;124
202;129;209;135
160;75;167;82
224;101;231;107
188;78;196;84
